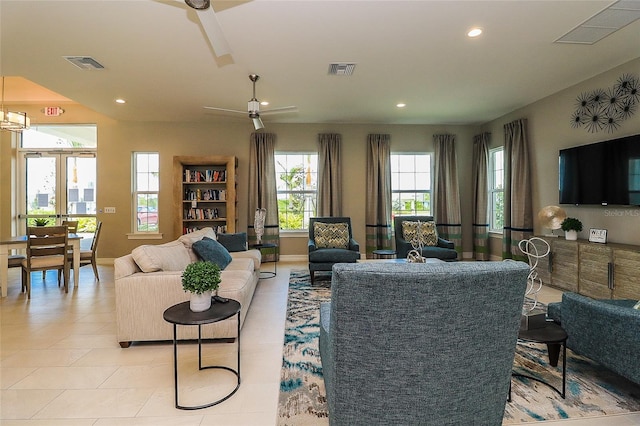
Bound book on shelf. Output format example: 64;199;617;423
183;224;227;234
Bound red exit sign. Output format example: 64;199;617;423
42;106;64;116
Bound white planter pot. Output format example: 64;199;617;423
189;291;212;312
565;230;578;241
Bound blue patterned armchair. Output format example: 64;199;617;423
308;217;360;284
394;215;458;261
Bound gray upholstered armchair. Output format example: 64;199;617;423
319;261;530;425
394;215;458;260
308;217;360;284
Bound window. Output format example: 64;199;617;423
489;147;504;233
275;153;317;231
133;152;159;233
390;153;432;217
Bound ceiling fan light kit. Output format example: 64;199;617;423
185;0;210;10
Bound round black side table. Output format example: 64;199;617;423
510;322;567;400
163;299;241;410
251;243;278;278
372;249;396;259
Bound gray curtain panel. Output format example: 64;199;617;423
472;132;490;260
502;119;533;260
433;134;462;255
248;132;280;261
317;133;342;217
365;134;393;258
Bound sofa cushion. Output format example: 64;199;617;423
217;232;248;252
225;257;255;272
178;227;216;250
314;222;349;249
230;249;262;269
192;237;232;269
131;240;192;272
402;220;438;246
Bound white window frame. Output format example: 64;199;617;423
275;152;318;232
390;153;432;217
489;147;504;233
131;152;160;236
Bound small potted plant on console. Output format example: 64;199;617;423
182;261;221;312
561;217;582;241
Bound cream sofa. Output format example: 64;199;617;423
114;228;261;348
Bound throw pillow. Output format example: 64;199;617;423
217;232;248;252
131;240;192;272
402;220;439;247
178;227;216;250
314;222;349;249
192;236;232;269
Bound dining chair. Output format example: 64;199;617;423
21;226;70;299
42;220;78;280
61;221;103;281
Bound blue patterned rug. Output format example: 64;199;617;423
277;270;640;424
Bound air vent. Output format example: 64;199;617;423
328;63;356;76
555;0;640;44
63;56;105;70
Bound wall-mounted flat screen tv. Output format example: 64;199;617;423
559;134;640;206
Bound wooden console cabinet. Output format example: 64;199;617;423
173;156;237;238
539;237;640;300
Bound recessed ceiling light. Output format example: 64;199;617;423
115;98;126;104
467;28;483;38
260;101;269;106
396;103;406;108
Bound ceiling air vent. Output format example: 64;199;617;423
63;56;105;70
555;0;640;44
328;63;356;76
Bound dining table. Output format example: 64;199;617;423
0;233;82;298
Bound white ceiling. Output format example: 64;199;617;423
1;0;639;127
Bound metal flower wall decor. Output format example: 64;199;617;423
571;73;639;133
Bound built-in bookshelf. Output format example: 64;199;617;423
173;156;237;237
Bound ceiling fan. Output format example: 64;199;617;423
162;0;232;60
204;74;298;130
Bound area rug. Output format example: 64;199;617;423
277;270;640;425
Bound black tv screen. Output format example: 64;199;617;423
559;134;640;206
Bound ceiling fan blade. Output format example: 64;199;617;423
195;7;232;57
203;106;246;114
259;106;299;116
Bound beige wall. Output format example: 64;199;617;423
2;57;639;260
484;57;640;257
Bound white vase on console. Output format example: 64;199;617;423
565;230;578;241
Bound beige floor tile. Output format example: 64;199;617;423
200;411;277;426
72;346;172;367
32;388;155;419
99;363;175;389
10;366;118;389
0;389;63;419
1;420;96;426
1;349;91;368
94;416;204;426
0;367;37;389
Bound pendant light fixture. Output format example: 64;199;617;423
1;77;30;132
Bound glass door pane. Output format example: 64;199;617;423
25;155;58;227
66;155;96;216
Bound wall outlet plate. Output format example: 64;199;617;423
104;207;116;213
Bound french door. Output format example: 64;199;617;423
18;151;97;233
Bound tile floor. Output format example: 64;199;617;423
1;260;638;425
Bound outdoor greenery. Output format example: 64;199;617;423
182;261;221;295
276;159;316;230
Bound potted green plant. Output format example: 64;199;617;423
33;218;50;226
561;217;582;241
182;261;221;312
